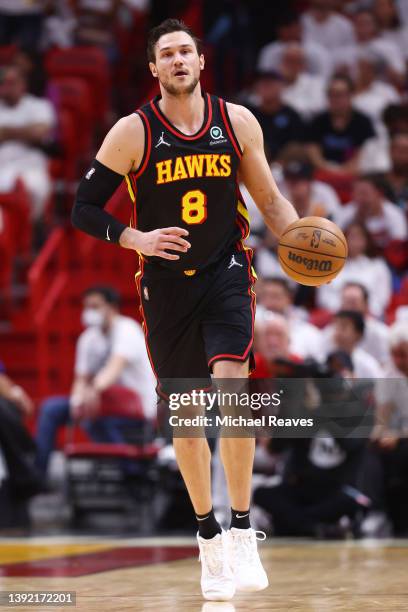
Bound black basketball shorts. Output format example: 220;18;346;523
135;245;256;396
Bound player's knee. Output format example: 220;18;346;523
212;359;249;378
173;437;208;451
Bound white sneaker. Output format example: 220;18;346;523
227;527;269;592
197;530;235;601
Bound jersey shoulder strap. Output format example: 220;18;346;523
130;104;152;180
212;95;243;160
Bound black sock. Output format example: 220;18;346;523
196;508;222;539
230;507;251;530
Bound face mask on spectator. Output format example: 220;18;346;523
81;308;104;328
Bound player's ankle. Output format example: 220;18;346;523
230;508;251;530
196;507;222;539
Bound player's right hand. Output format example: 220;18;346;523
121;226;191;260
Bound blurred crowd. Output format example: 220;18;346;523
235;0;408;539
0;0;408;537
0;0;154;257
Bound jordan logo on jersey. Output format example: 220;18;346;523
156;154;232;184
155;131;171;148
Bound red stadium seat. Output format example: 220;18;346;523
0;181;32;315
49;108;78;182
63;386;159;523
0;207;13;290
383;239;408;271
65;442;159;460
64;385;158;461
45;47;111;125
0;180;32;257
50;77;93;158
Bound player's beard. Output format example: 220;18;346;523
160;73;200;96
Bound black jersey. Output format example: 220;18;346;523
125;92;250;275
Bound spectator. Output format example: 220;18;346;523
256;277;323;361
253;352;371;537
11;47;48;98
337;174;408;248
253;311;303;378
257;13;332;81
245;70;305;161
341;285;390;364
257;276;307;322
374;0;408;61
253;432;371;537
239;143;342;246
273;144;343;219
35;285;156;478
280;158;342;220
396;0;408;24
307;75;375;176
0;65;56;222
279;44;327;120
352;50;400;136
372;321;408;534
316;223;393;318
322;282;391;365
203;0;255;97
0;0;45;50
41;0;77;50
330;310;383;377
0;361;43;529
383;103;408;139
373;321;408;435
333;0;369;15
301;0;355;52
252;228;285;278
71;0;120;51
384;133;408;210
336;9;406;86
360;103;408;173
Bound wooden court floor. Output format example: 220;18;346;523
0;537;407;611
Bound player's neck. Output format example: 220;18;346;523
158;85;205;135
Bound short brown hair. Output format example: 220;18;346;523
147;18;201;63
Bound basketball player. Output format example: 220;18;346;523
72;18;298;601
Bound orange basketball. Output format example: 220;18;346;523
278;216;348;286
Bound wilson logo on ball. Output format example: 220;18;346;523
288;251;333;272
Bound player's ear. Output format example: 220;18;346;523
149;62;158;78
199;54;205;71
